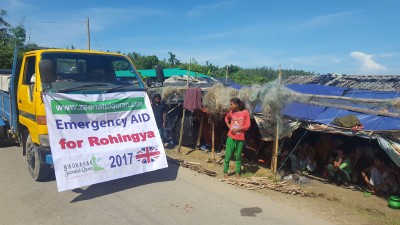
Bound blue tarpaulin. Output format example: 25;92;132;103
284;84;400;131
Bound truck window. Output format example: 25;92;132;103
23;56;36;84
40;52;142;92
56;59;86;75
113;60;137;82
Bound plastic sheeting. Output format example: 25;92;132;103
376;137;400;167
253;114;301;141
283;84;400;131
261;83;400;167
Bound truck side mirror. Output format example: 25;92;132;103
39;59;56;83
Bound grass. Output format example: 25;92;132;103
241;172;254;178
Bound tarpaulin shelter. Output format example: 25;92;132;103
272;75;400;167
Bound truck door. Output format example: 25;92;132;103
17;55;37;135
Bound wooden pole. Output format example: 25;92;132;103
177;108;186;153
298;100;400;118
211;119;215;160
177;60;191;153
299;93;396;104
272;66;282;180
196;114;204;149
225;65;228;83
87;18;90;50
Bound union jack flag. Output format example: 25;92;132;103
135;146;160;164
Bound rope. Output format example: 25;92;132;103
167;103;181;115
277;129;309;172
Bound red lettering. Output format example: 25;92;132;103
88;136;100;146
147;131;155;138
59;138;83;149
100;138;109;145
108;135;119;144
122;135;131;142
59;139;67;149
139;132;146;141
131;133;140;142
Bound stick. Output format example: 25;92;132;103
300;93;398;104
301;100;400;118
211;119;215;160
177;109;186;153
272;67;282;180
196;113;204;149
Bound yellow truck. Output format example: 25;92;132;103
0;47;148;180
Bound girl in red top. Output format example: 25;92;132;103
224;97;251;178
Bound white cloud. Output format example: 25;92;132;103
350;51;387;73
186;1;235;18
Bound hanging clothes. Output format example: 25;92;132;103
183;87;202;111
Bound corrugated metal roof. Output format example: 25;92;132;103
284;74;400;91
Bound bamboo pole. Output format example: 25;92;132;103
272;125;279;175
196;114;204;149
298;100;400;118
272;67;282;180
177;59;191;153
177;109;186;153
211;120;215;160
299;93;398;104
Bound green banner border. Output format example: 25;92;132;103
51;97;146;114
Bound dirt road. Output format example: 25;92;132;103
0;145;394;225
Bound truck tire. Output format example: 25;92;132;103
26;134;50;181
0;127;6;146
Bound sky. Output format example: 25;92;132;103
2;0;400;75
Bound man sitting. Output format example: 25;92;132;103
326;146;352;184
361;153;400;195
289;142;317;174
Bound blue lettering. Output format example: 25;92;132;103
56;119;64;129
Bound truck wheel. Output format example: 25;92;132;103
26;134;50;181
0;127;6;146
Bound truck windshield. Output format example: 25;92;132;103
41;52;142;92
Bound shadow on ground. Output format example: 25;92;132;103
240;207;263;217
70;157;180;203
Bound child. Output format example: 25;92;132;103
361;153;400;195
223;98;251;178
326;146;352;184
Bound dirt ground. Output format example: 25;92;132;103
165;145;400;225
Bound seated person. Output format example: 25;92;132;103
314;135;335;166
351;146;374;184
289;142;317;174
361;153;400;195
326;146;352;184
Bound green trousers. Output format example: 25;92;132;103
223;137;244;174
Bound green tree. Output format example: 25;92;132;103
0;9;10;44
0;44;13;69
126;51;314;85
127;52;160;69
0;11;36;69
141;55;159;69
168;51;180;67
10;20;26;46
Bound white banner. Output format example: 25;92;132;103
43;91;168;192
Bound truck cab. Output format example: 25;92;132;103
5;48;146;180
